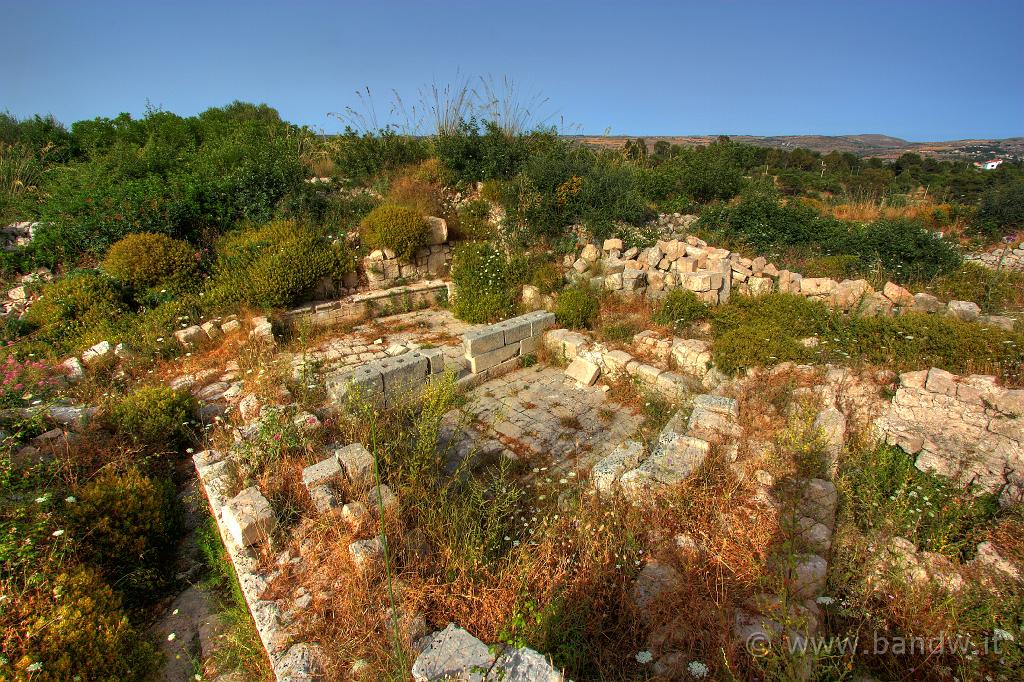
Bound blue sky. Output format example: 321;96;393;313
3;0;1022;140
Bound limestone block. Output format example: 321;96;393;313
420;347;445;375
302;456;343;491
799;277;837;296
201;321;222;340
688;404;741;441
223;486;277;548
679;272;713;292
603;349;636;375
336;443;375;484
629;362;663;385
924;367;958;397
787;554;828;600
981;314;1016;331
603;238;623;251
748;276;774;296
592;440;644;493
326;364;384;406
631;561;681;612
411;624;494;682
492;647;563;682
462;327;505;356
565;357;600;386
671;339;713;376
655;371;691;400
424;216;448;245
519;334;541;355
221;319;243;335
378;352;429;398
800;478;838;529
946;300;981;321
882;281;915;306
641;434;710;484
466;343;519;373
604;273;624;290
524;310;556;337
543;329;589;360
348;537;383;572
831;279;870;309
580;244;601;262
497;316;533;345
61;356;85;381
368;483;399;514
692;393;739;417
341;501;370;529
81;340;114;365
797;517;833;555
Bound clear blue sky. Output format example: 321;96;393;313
3;0;1022;140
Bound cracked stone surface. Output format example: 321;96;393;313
442;363;643;476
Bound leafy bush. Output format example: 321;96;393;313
529;260;562;295
0;355;64;408
837;217;963;283
927;263;1024;314
976;178;1024;239
68;468;179;606
0;567;159;681
435;119;534;185
23;271;127;352
454;198;495;241
205;220;355;310
101;232;199;291
359;203;429;260
652;289;709;331
108;385;197;450
450;242;526;323
842;443;999;559
331;127;431;182
386;164;445;217
555;287;600;329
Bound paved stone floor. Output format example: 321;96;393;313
444;364;643;477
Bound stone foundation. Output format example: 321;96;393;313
279;280;450;329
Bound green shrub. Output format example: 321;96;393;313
841;443;999;559
23;271;127;352
101;232;199;291
529;260;562;295
976;179;1024;239
652;289;709;331
450;242;526;323
204;220;355;310
555;287;600;330
1;567;159;681
454;198;495;241
359;203;428;260
69;467;180;606
108;385;197;450
927;262;1024;313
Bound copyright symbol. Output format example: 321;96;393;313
746;632;771;657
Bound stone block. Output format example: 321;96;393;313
748;276;774;296
341;501;369;529
641;435;710;484
519;334;541;355
565;357;600;386
174;325;206;347
466;342;519;373
946;300;981;322
368;483;399;514
883;281;914;306
603;349;635;375
924;367;957;397
679;272;713;292
201;321;222;340
221;319;243;335
787;554;828;600
348;537;383;572
302;456;343;491
800;478;838;529
222;486;276;548
603;238;623;251
831;279;871;310
411;624;494;682
326;364;384;406
591;440;645;493
424;216;448;245
580;243;601;262
336;443;375;484
799;278;837;296
462;326;505;356
378;353;429;398
631;561;681;612
81;340;113;365
497;316;533;345
692;393;739;417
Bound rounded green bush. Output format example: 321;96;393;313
109;385;197;450
652;289;709;331
69;467;179;607
555;287;600;329
450;242;526;323
5;567;158;681
23;271;127;349
360;203;429;261
204;220;354;310
530;261;563;295
101;232;199;290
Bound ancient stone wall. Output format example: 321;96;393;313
965;238;1024;272
875;367;1024;504
364;217;452;290
461;310;556;381
280;280;450;329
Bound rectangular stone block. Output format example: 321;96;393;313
378;353;429;400
463;327;505;356
336;443;375;484
519;334;541;355
496;316;532;345
420;347;445;375
222;486;277;548
565;357;601;385
326;364;384;407
302;456;343;491
466;342;519;373
592;440;644;493
680;272;713;292
692;393;740;417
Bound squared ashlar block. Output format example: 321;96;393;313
336;443;375;484
528;311;557;337
462;327;505;356
326;364;384;406
302;456;343;491
420;347;445;374
466;343;519;373
222;486;276;548
497;317;532;345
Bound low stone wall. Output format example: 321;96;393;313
461;310;556;380
567;228;1017;329
875;368;1023;504
325;347;445;408
280;280;450;329
364;217;452;290
965;239;1024;272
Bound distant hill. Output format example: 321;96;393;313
569;134;1024;161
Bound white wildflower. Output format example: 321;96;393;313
635;650;653;664
688;661;709;678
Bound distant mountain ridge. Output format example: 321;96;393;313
569;133;1024;161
